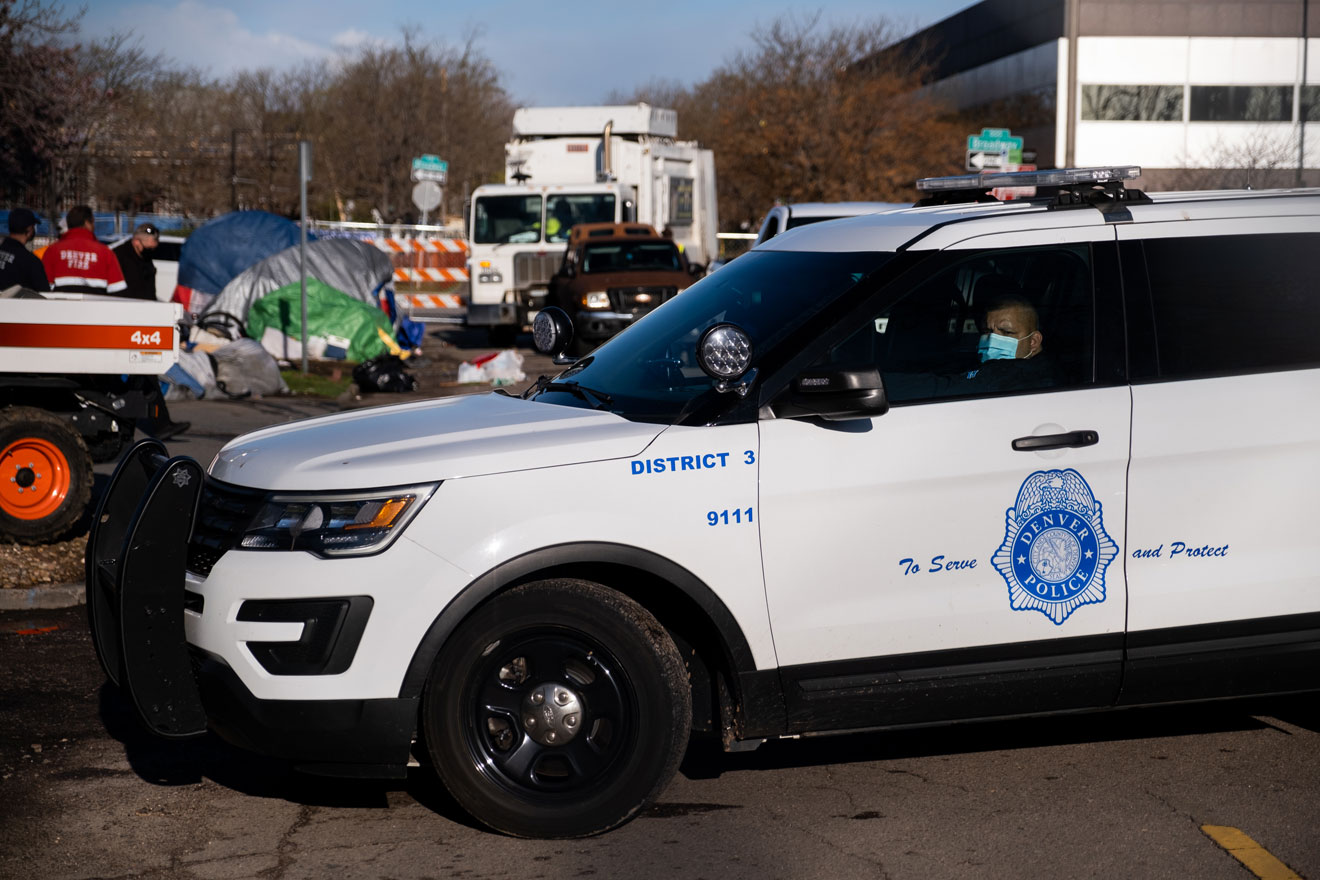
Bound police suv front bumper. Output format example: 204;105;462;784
86;440;415;777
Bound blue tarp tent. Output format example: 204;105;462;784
178;211;310;294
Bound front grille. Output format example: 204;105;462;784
188;478;267;575
513;252;558;288
607;285;678;315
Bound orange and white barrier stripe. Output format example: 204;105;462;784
370;237;469;255
396;292;464;309
392;267;470;284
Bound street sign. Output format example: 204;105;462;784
966;150;1009;171
966;128;1023;168
411;154;448;184
412;180;443;212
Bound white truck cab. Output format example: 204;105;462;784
466;104;717;343
90;166;1320;838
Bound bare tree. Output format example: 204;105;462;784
0;0;85;214
35;11;972;233
1164;127;1303;191
315;27;512;223
677;13;963;231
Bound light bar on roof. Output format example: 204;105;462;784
916;165;1142;193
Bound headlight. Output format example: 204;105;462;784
581;291;610;309
239;484;437;557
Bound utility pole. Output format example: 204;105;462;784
298;140;312;374
1299;0;1310;187
230;129;255;211
231;129;239;211
1064;0;1080;168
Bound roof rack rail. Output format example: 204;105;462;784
915;166;1152;217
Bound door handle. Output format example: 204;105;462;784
1011;430;1099;452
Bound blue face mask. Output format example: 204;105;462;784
978;332;1019;362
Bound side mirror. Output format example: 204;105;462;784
773;366;889;421
687;262;705;278
532;307;577;364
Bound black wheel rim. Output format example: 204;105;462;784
462;628;637;799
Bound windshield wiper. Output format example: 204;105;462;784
536;381;614;410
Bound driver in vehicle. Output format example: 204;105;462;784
955;290;1056;393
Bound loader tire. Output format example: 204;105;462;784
0;406;93;544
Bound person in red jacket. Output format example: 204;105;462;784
42;205;127;294
42;204;189;440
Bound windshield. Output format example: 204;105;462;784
473;195;542;244
546;194;616;243
583;240;680;273
530;249;896;423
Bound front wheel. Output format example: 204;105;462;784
0;406;93;544
422;579;691;838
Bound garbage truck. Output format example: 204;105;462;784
0;288;182;543
467;103;718;343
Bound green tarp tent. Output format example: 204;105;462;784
245;278;393;362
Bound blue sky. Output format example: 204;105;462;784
62;0;972;106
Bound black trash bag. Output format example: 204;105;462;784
353;354;418;393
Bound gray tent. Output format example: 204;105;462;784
201;238;394;323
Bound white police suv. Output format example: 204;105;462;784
88;167;1320;838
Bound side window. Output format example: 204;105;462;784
1143;233;1320;378
818;245;1095;404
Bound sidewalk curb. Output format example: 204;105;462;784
0;582;84;611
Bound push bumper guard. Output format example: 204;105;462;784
86;438;207;739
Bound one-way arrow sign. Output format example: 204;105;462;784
966;149;1008;171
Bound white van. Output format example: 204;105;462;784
88;167;1320;838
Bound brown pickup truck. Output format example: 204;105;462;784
547;222;701;355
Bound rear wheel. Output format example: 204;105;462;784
0;407;93;544
423;579;691;838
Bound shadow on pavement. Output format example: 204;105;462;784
97;679;482;827
678;696;1306;781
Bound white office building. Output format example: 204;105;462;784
884;0;1319;188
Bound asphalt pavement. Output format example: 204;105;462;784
4;602;1318;879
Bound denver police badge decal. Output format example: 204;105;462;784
991;469;1118;625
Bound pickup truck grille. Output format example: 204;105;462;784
607;286;679;315
188;478;266;575
513;252;558;288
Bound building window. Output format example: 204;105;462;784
1302;85;1320;122
1081;85;1183;121
1189;86;1293;122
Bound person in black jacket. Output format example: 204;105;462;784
881;288;1058;401
110;223;160;300
956;291;1057;393
0;208;50;292
109;222;188;437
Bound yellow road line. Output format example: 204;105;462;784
1201;825;1303;880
